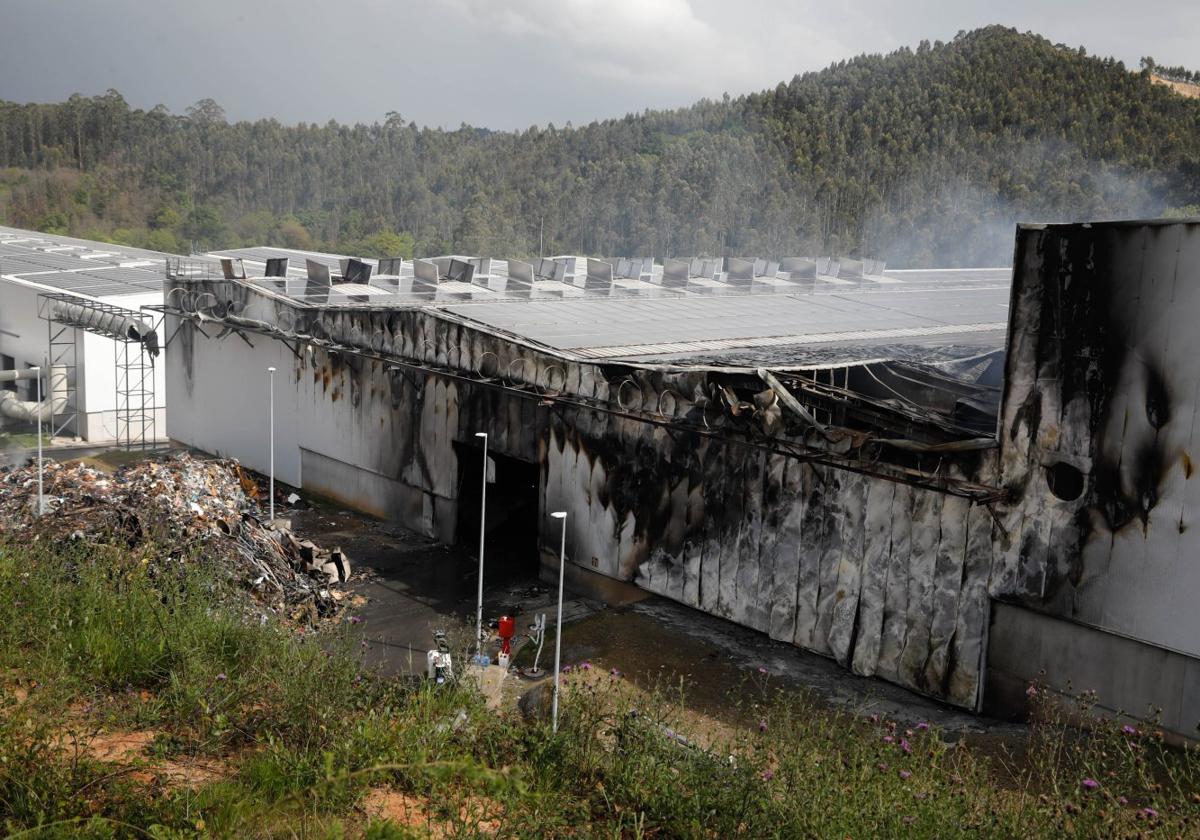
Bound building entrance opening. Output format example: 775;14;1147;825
455;443;541;585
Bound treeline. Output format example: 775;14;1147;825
1141;57;1200;85
0;26;1198;267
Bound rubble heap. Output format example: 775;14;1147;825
0;452;351;625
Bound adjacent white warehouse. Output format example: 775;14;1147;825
0;225;167;444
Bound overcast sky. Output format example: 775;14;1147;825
1;0;1195;130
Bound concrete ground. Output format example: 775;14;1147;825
289;500;1027;741
288;506;595;678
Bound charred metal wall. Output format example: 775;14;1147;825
544;414;995;707
165;278;999;709
992;220;1200;734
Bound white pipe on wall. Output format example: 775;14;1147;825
0;366;68;422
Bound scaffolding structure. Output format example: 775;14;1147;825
37;293;159;450
44;313;79;439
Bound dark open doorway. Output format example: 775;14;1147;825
455;442;541;585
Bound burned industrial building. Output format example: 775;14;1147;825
0;219;1182;736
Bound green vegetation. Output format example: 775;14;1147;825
2;533;1200;837
0;430;52;452
1;27;1198;267
1141;57;1200;85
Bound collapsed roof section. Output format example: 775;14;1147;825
157;251;1011;491
172;246;1012;447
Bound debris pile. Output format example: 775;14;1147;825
0;452;350;625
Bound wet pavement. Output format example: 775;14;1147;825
553;599;1026;736
288;506;596;676
288;500;1028;741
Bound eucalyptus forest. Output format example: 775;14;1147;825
1;26;1198;267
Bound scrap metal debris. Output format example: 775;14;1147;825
0;451;350;626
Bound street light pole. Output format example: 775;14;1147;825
474;431;488;663
34;364;43;516
267;366;276;522
550;510;567;733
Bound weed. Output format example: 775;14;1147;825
2;535;1199;837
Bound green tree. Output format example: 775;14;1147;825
182;206;225;249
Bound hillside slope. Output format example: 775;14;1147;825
0;26;1197;267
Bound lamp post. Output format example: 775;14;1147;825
474;431;488;664
550;510;567;733
267;366;276;522
33;364;43;516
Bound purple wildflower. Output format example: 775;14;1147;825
915;721;929;731
1118;796;1129;805
1082;779;1099;791
899;770;912;780
349;615;363;625
757;667;768;675
758;719;768;733
869;714;879;723
215;673;227;682
581;661;592;671
883;735;895;744
878;762;889;771
761;769;774;781
1121;724;1139;736
561;665;572;674
900;738;912;754
1025;684;1038;698
1141;807;1159;819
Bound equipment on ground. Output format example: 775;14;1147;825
426;630;453;684
519;614;548;678
497;615;515;670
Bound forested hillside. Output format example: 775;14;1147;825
1;26;1198;267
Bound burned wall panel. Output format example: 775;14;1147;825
876;483;915;684
766;458;806;643
827;471;869;667
995;221;1200;661
850;479;897;677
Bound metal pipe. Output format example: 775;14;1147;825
35;364;43;516
474;431;488;663
0;368;40;383
757;367;831;439
49;301;160;357
550;510;568;733
0;365;67;423
268;366;276;522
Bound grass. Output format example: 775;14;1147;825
0;430;52;452
0;533;1198;837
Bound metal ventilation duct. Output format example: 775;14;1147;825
0;366;68;422
49;301;160;357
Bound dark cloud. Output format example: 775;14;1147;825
0;0;1194;129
